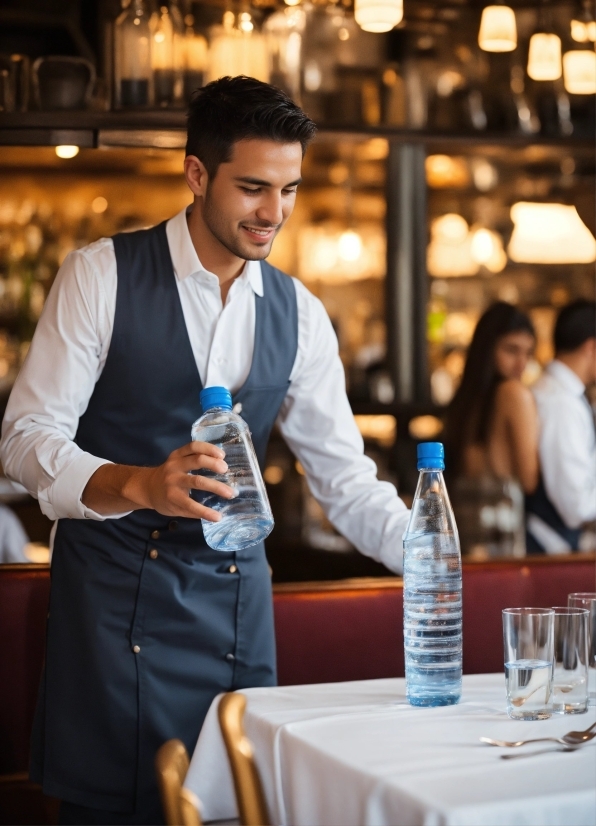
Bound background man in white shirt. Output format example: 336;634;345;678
1;77;410;824
526;299;596;554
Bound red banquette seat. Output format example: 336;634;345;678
0;556;593;781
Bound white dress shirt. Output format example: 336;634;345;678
532;360;596;530
0;207;410;573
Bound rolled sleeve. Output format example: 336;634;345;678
0;241;127;522
38;454;127;521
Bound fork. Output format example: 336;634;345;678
481;720;596;748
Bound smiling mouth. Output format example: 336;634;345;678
241;226;277;241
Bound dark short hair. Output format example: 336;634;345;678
554;299;596;354
186;76;317;177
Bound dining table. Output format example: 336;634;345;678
185;673;596;826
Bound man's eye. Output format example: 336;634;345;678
283;189;298;196
242;187;261;195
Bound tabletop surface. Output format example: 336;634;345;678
186;673;596;826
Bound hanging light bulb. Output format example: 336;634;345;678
478;5;517;52
563;50;596;93
571;0;596;42
354;0;403;33
527;32;562;80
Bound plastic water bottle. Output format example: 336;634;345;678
403;442;462;706
191;386;274;551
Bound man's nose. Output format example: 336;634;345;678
256;192;283;227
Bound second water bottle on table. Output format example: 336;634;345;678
403;442;462;706
191;386;274;552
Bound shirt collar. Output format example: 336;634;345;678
547;359;586;396
165;206;264;297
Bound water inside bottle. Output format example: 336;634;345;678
191;418;273;552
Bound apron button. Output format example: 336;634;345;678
151;530;160;539
225;653;235;662
169;521;178;531
227;564;238;574
149;549;158;559
132;645;141;654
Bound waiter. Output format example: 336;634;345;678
526;299;596;553
1;77;410;825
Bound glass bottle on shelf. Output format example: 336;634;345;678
113;0;153;109
182;13;208;102
263;7;306;102
151;1;184;107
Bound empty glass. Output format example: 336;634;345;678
551;607;589;714
503;608;554;720
568;593;596;706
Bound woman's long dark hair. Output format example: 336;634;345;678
444;302;535;479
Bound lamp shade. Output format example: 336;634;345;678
478;6;517;52
571;18;596;42
508;202;596;263
354;0;403;33
563;50;596;94
527;33;562;80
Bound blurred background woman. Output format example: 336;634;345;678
444;302;539;495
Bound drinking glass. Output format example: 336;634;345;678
502;608;554;720
568;593;596;706
551;607;589;714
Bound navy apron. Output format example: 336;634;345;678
30;222;298;816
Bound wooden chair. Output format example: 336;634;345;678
218;693;270;826
155;739;202;826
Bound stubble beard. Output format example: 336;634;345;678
203;191;278;262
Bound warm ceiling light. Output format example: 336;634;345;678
508;202;596;263
471;228;507;272
434;213;469;243
427;214;479;277
354;0;403;33
91;196;108;214
527;33;562;81
563;50;596;94
478;5;517;52
571;2;596;42
425;155;470;188
338;230;363;261
55;145;79;159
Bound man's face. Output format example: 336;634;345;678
200;139;303;261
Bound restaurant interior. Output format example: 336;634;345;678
0;0;595;823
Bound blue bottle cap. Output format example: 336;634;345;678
417;441;445;471
200;386;233;413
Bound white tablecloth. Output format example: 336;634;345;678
185;674;596;826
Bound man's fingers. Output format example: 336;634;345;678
179;454;228;474
187;473;235;499
171;441;226;461
160;491;222;522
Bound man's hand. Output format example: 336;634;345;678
82;442;234;520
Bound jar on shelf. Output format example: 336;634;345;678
150;1;184;107
113;0;153;108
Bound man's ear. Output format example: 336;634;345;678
184;155;208;198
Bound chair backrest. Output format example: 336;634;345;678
155;739;202;826
218;693;270;826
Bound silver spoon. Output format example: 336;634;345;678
481;720;596;748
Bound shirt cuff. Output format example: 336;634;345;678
38;453;132;521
